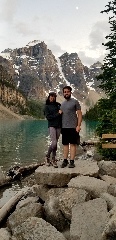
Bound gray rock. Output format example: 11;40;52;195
0;228;11;240
47;187;66;199
70;198;109;240
68;175;109;198
100;192;116;210
35;160;99;187
102;207;116;240
59;188;90;220
98;160;116;177
108;184;116;197
12;217;66;240
99;175;116;185
7;202;44;231
16;196;39;209
32;184;50;201
44;196;67;231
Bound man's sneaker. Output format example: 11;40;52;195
45;156;50;166
68;160;75;168
61;160;68;168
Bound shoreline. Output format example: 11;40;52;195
0;103;37;120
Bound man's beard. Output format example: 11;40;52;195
64;95;71;99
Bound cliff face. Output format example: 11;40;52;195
0;40;104;114
0;64;27;114
9;41;62;101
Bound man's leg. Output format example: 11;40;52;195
61;145;69;168
61;129;69;168
70;144;76;160
68;144;76;168
63;145;69;159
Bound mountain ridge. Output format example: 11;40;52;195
0;40;105;115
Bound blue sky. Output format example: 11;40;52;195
0;0;110;66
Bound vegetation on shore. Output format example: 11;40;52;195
84;0;116;160
26;99;45;119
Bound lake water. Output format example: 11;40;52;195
0;119;98;172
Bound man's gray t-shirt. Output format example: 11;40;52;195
60;98;81;128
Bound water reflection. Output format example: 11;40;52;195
80;120;98;141
0;120;48;170
0;119;98;171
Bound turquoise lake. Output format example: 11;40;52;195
0;119;98;171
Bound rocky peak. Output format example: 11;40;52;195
59;52;88;98
0;40;104;112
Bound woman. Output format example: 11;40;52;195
44;92;62;167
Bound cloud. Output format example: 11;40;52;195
15;22;38;36
0;0;18;22
46;40;66;57
78;50;104;67
89;20;110;50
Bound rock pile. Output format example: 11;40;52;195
0;159;116;240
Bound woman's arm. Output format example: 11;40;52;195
44;106;60;120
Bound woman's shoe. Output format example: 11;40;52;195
52;160;58;168
45;157;50;166
52;158;58;168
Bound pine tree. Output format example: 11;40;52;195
97;0;116;96
96;0;116;160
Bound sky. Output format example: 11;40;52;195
0;0;110;66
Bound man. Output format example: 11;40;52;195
59;86;82;168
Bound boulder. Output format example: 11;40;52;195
108;184;116;197
98;160;116;178
59;188;90;220
70;198;109;240
35;160;99;187
44;196;67;231
16;196;39;209
68;175;109;198
100;175;116;185
12;217;66;240
7;202;44;231
102;206;116;240
100;192;116;210
0;228;11;240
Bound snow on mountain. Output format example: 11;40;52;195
26;40;41;47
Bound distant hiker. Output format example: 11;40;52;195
59;86;82;168
44;92;62;168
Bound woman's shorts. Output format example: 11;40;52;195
62;128;80;145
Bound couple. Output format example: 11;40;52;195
44;86;82;168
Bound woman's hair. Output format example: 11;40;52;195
46;92;57;105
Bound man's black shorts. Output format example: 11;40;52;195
62;128;80;145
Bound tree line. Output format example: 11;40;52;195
84;0;116;160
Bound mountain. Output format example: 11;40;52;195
0;102;25;120
0;62;27;115
0;40;105;114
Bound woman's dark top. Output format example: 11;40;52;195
44;102;62;128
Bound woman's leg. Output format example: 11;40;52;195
47;127;57;159
52;128;61;159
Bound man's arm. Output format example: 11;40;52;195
76;109;82;132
